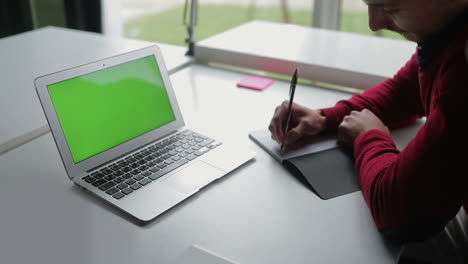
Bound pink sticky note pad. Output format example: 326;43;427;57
237;75;274;91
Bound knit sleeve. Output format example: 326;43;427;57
321;51;424;133
352;46;468;242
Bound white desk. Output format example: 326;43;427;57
0;27;192;155
0;63;421;264
195;20;416;89
0;25;427;263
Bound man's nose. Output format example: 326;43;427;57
368;7;393;32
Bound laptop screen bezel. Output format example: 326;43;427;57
35;45;185;179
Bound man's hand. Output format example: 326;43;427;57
269;101;326;150
338;109;390;147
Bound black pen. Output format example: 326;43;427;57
281;68;298;151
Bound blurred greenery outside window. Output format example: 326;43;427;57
123;3;404;47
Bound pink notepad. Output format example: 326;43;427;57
237;75;274;91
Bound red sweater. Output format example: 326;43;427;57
321;22;468;240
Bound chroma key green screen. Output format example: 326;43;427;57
47;56;175;163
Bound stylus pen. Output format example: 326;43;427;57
281;68;298;150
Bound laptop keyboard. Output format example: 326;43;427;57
81;130;222;200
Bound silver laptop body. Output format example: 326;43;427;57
35;45;255;222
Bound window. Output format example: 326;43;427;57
122;0;403;46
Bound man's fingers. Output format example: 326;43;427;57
285;121;306;145
268;123;279;143
269;101;289;142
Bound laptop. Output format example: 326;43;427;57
35;45;255;222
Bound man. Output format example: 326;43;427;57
269;0;468;262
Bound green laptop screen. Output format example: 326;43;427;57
47;55;176;163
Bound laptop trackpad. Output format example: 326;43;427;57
164;161;223;194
